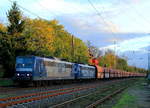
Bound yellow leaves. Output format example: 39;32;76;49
22;18;89;63
102;52;117;68
50;20;59;25
46;27;53;32
0;23;6;32
24;18;55;53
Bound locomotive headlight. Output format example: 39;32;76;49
17;73;20;76
27;74;30;76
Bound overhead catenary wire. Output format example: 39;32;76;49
87;0;120;45
99;1;148;42
87;0;119;69
95;1;150;46
87;0;148;68
7;0;43;19
121;0;150;26
87;0;117;34
117;0;150;63
32;0;57;17
90;0;150;34
100;1;148;35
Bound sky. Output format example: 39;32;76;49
0;0;150;69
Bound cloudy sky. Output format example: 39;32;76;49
0;0;150;69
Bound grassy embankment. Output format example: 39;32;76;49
113;78;146;108
0;79;13;86
0;65;13;86
112;92;137;108
96;78;146;108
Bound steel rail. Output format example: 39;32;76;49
0;79;120;102
0;85;87;101
0;79;131;107
86;87;127;108
51;87;112;108
0;85;97;107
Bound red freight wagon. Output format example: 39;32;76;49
95;65;104;79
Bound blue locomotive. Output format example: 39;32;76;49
14;56;96;84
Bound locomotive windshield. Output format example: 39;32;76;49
16;57;34;68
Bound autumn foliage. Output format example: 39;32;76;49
0;2;89;77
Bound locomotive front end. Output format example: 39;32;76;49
15;56;34;81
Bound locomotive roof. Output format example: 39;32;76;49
17;56;72;64
16;56;95;67
78;63;95;68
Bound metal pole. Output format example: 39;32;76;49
146;44;150;80
71;35;74;62
114;40;116;69
148;48;150;75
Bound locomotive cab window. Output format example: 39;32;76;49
16;57;34;68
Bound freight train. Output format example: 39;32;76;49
14;56;146;85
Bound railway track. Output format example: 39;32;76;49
0;83;101;107
50;79;136;108
0;79;136;108
86;87;126;108
0;82;93;98
0;79;122;98
51;87;112;108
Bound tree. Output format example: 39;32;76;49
0;23;7;65
22;18;89;63
99;50;116;68
73;38;89;63
0;2;25;77
7;2;25;35
0;23;6;33
116;58;128;70
47;20;89;63
0;2;91;77
23;18;54;56
86;41;102;58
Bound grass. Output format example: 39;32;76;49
0;65;14;86
59;80;133;108
0;65;5;78
0;79;13;86
112;91;137;108
95;78;145;108
0;71;4;78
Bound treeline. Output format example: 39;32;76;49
98;50;148;73
0;2;89;77
0;2;147;77
87;41;148;73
